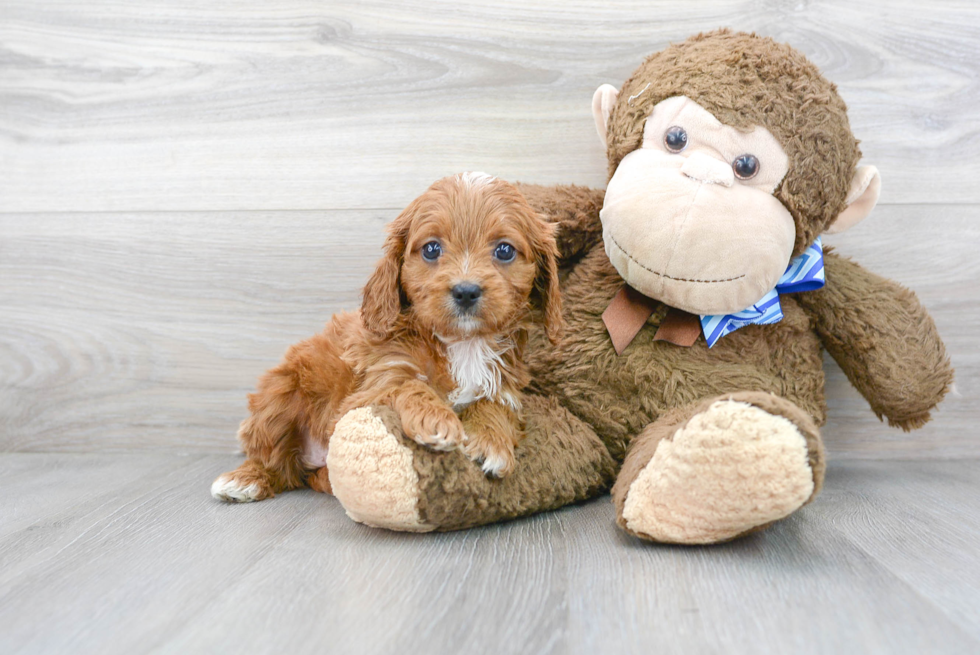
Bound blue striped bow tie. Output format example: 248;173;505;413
700;238;825;347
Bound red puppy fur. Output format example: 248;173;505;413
212;173;564;502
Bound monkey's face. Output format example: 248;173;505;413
600;96;795;315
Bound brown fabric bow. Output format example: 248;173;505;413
601;284;701;354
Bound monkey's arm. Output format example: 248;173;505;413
515;183;605;263
795;249;953;431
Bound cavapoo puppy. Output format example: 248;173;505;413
212;172;563;502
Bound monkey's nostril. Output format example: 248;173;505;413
451;283;482;309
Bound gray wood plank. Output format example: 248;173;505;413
0;454;323;655
0;454;978;654
1;205;975;456
0;210;387;453
821;207;979;458
0;453;194;535
1;1;978;212
161;501;573;655
820;461;980;641
562;493;979;655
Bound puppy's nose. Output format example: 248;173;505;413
451;283;482;310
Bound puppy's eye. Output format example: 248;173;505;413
493;242;516;262
664;126;688;152
421;241;442;261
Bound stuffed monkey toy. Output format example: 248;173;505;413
323;29;953;544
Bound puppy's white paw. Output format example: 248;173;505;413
211;474;261;502
480;452;511;478
462;437;515;478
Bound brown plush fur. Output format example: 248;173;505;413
322;31;953;544
795;249;952;430
212;174;564;500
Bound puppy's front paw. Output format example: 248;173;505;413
462;433;516;478
402;405;465;452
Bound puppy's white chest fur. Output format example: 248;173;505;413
444;337;516;410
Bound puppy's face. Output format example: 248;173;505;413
362;173;564;344
402;174;542;340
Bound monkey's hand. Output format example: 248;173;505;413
796;249;953;431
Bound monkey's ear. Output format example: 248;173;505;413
824;165;882;234
592;84;620;149
361;209;412;340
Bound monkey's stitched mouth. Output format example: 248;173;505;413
608;233;746;284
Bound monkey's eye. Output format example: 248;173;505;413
421;241;442;261
733;154;760;180
493;242;516;263
664;126;688;152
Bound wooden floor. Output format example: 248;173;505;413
0;455;977;655
2;1;979;653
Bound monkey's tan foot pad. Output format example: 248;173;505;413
327;407;436;532
617;399;818;544
328;398;618;533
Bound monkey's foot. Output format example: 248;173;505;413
326;407;434;532
612;392;825;544
327;398;617;532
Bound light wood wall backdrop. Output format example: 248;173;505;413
1;0;977;457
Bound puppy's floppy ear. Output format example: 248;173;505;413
530;216;565;345
361;204;414;340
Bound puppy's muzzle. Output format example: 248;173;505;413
451;282;482;313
